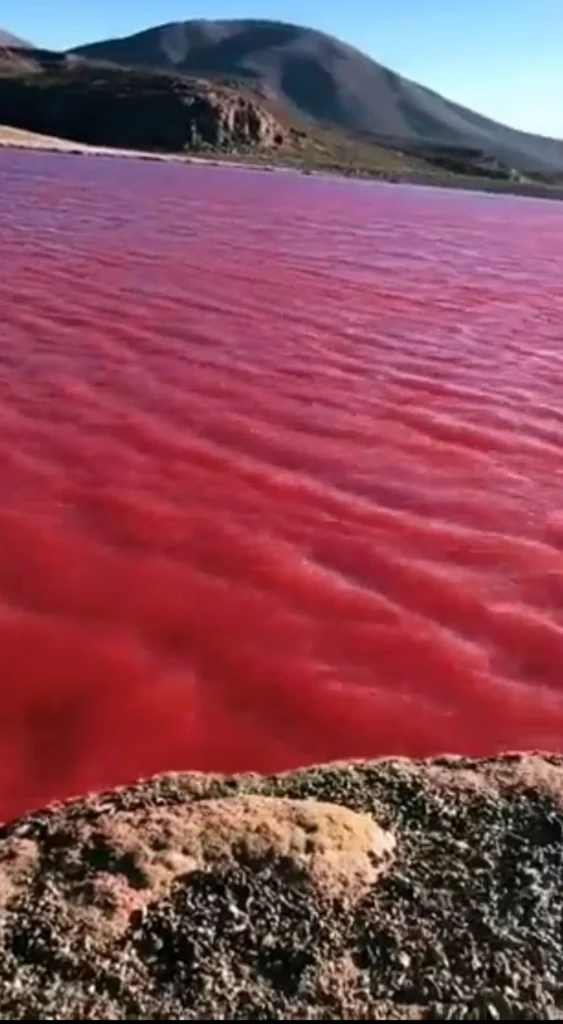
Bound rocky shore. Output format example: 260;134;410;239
0;753;562;1019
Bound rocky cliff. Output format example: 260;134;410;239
0;54;290;153
1;754;562;1019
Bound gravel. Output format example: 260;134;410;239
0;752;562;1019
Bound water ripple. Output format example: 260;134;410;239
1;150;563;820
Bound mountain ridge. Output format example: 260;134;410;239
70;17;563;174
0;29;32;48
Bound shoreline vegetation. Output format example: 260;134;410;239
3;123;563;201
1;753;562;1019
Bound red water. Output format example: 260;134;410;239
1;151;563;823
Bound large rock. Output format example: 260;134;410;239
0;753;562;1019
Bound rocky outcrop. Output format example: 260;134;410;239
0;55;289;153
1;753;562;1019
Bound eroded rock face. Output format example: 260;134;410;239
185;91;284;148
1;754;562;1020
0;58;288;152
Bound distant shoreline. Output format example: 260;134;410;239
2;124;563;202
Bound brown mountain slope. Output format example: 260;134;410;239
0;29;32;48
71;18;563;175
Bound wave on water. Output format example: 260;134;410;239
1;150;563;821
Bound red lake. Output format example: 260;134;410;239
1;150;563;822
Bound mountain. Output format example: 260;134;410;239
0;29;32;48
71;18;563;174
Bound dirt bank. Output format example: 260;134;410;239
0;123;295;175
0;123;192;160
0;753;562;1019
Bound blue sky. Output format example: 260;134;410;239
4;0;562;137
